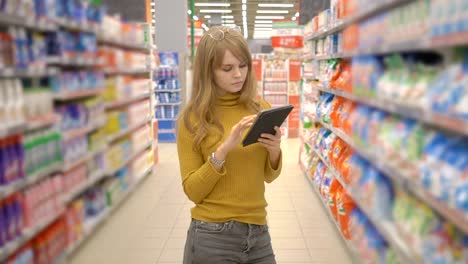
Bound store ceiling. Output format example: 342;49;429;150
187;0;300;39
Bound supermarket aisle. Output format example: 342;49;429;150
69;139;352;264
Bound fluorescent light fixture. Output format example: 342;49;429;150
255;16;284;19
200;9;232;13
242;11;247;17
292;16;297;21
258;3;294;8
204;15;211;18
193;15;199;21
242;0;246;3
254;24;273;28
187;10;192;15
223;20;235;23
254;20;272;23
254;27;272;30
257;10;289;14
195;3;230;7
242;4;246;11
150;2;155;6
295;12;300;17
223;23;236;27
221;15;234;18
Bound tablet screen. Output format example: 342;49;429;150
242;104;294;147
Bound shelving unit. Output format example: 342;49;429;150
301;0;468;263
0;2;157;263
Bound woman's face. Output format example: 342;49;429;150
213;50;248;95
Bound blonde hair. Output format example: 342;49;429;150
179;26;260;150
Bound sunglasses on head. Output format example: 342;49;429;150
208;26;242;41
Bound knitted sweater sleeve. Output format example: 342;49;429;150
176;118;227;204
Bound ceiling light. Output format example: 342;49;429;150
242;0;246;3
187;10;191;15
204;15;211;18
255;16;284;19
221;15;234;18
257;10;289;14
242;11;247;17
195;3;230;7
254;28;272;31
254;24;272;28
254;20;272;23
150;2;155;6
292;16;297;21
242;4;246;11
258;3;294;8
193;15;199;21
223;23;236;27
200;9;232;13
223;20;235;23
295;12;300;17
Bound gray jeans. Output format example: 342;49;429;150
183;219;276;264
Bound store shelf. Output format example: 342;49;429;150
154;89;182;93
107;118;151;143
104;93;151;110
103;69;151;75
63;169;107;204
0;12;56;31
61;143;107;172
300;163;362;264
317;84;468;136
0;122;27;138
0;67;59;78
306;0;415;41
106;141;152;176
53;88;103;101
263;78;288;82
62;117;107;142
311;149;420;263
0;161;63;201
156;102;182;106
318;120;468;234
97;36;150;52
26;113;61;132
65;167;153;257
47;56;101;67
264;91;288;95
52;17;99;34
0;208;65;263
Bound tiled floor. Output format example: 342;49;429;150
69;139;352;264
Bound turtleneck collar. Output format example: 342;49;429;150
216;92;241;107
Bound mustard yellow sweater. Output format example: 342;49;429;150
176;92;282;225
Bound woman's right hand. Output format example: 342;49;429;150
215;114;257;160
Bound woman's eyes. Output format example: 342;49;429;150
222;64;247;72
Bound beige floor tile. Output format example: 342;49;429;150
170;227;189;238
157;248;184;262
274;249;312;262
270;227;304;238
140;227;172;239
272;238;307;249
164;237;187;249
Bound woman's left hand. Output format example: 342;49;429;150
258;126;282;169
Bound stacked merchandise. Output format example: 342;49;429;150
300;1;468;264
154;51;181;143
258;56;302;138
0;1;155;263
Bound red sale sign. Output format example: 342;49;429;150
271;36;304;49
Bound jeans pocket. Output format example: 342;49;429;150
195;221;227;233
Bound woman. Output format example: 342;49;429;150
177;26;283;264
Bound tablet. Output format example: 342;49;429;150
242;104;294;147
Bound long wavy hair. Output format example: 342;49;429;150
179;26;260;150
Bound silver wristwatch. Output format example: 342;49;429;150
210;152;225;167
